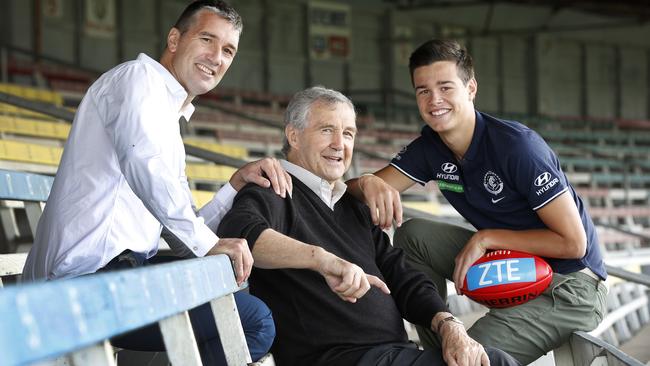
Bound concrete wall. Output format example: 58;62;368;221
472;37;499;112
121;0;160;61
586;44;616;118
538;36;582;117
41;0;76;65
347;6;383;94
7;0;32;51
265;0;307;95
620;47;648;120
500;36;528;115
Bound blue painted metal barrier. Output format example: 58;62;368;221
0;255;239;365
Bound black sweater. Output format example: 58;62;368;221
218;177;447;366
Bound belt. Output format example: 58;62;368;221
578;267;600;281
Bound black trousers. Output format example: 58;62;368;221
356;342;521;366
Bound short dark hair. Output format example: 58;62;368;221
174;0;243;34
408;39;474;86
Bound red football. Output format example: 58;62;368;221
460;250;553;308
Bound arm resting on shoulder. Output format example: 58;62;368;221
345;165;415;229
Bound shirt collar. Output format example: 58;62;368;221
421;109;485;163
137;53;195;122
280;159;347;210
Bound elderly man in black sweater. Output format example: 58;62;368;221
217;86;519;366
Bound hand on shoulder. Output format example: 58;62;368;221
230;158;292;197
358;173;403;229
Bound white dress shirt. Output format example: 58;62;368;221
23;54;235;281
280;160;346;209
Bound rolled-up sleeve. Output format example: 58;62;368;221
199;182;238;232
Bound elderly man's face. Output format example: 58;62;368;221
287;101;356;184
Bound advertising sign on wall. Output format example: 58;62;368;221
308;1;351;60
42;0;64;19
85;0;116;38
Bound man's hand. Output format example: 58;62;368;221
435;313;490;366
207;238;253;286
315;251;390;303
358;174;403;229
453;231;488;294
230;157;292;197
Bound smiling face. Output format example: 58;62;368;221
286;101;357;185
164;10;239;100
413;61;477;134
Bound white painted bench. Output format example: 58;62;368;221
0;168;51;232
0;252;27;288
0;169;51;286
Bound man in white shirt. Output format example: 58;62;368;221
22;1;285;364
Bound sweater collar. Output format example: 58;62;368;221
280;159;347;210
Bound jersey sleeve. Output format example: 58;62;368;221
509;131;569;211
389;136;432;186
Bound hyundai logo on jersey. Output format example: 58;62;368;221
437;162;460;181
441;162;457;174
534;172;552;186
534;171;559;196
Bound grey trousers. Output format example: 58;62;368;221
394;218;608;365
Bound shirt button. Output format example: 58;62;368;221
193;246;198;251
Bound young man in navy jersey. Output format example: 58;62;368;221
347;39;608;364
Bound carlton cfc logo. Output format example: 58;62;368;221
441;162;457;174
483;171;503;195
534;172;552;187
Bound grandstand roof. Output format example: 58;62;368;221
385;0;650;46
389;0;650;21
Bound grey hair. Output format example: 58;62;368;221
281;86;355;157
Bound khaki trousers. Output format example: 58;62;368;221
394;218;608;365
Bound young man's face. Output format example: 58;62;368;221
166;10;239;98
287;101;357;185
413;61;477;133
